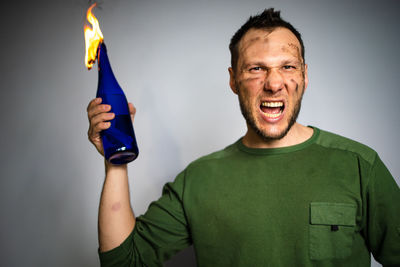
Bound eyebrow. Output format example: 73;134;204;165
281;59;302;65
241;58;302;69
241;62;265;69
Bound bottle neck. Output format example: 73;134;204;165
97;42;123;96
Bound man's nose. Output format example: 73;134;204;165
264;69;284;92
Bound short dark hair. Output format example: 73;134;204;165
229;8;305;71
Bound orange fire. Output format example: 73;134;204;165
84;3;104;70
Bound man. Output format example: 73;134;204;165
87;8;400;266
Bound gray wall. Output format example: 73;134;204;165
0;0;398;266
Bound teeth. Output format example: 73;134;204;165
261;101;283;107
263;112;282;118
260;101;283;118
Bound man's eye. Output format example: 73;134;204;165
283;65;296;70
249;67;262;72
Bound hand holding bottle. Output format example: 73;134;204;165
87;97;136;158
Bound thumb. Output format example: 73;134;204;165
128;102;136;123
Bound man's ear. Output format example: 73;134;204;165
228;67;238;95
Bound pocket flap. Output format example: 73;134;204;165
310;202;356;226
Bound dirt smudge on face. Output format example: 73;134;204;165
289;78;299;92
238;29;273;70
281;43;302;62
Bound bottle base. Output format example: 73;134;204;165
109;151;137;165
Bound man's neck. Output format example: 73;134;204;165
242;123;314;149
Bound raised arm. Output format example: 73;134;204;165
87;97;136;252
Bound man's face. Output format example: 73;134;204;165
229;27;308;141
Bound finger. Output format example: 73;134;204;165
87;98;110;156
88;121;111;141
90;112;115;132
88;118;113;148
87;102;112;120
87;97;102;112
88;112;114;143
128;102;136;122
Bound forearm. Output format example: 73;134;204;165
98;161;135;252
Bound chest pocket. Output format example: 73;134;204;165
309;202;357;260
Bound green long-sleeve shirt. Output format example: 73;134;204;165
99;127;400;266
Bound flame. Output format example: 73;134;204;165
84;3;104;70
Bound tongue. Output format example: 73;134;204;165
261;106;281;114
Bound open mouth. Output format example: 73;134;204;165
260;101;284;118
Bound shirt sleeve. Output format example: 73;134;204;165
365;154;400;266
99;171;192;267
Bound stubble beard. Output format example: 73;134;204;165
238;85;304;142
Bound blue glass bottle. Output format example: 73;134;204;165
96;42;139;164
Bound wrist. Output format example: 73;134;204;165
104;160;128;173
